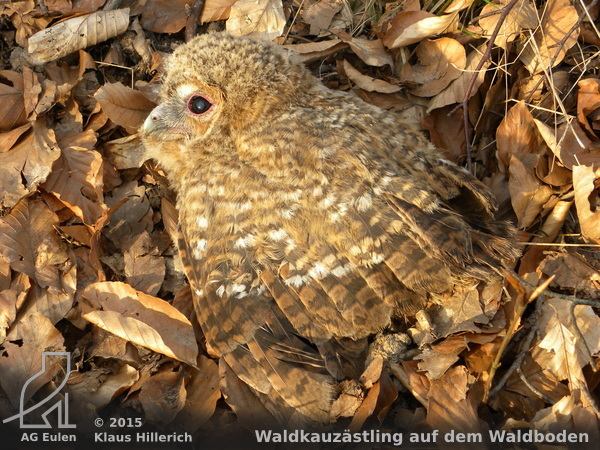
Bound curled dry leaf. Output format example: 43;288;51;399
383;11;458;49
202;0;237;23
508;153;554;228
536;298;600;390
0;313;65;409
426;365;485;435
535;119;597;169
334;32;393;67
283;39;347;64
227;0;286;41
68;363;139;409
219;358;278;430
139;0;194;34
519;0;579;74
0;197;68;293
104;134;147;170
427;45;491;112
342;60;401;93
539;252;600;297
479;0;537;50
576;78;600;137
28;8;130;65
0;71;27;131
302;0;342;35
400;37;466;97
94;82;156;134
43;127;106;226
81;281;198;366
572;164;600;242
496;101;541;171
139;366;187;425
175;355;221;432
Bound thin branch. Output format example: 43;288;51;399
524;0;598;103
449;0;520;173
517;367;556;404
489;296;543;399
185;0;206;42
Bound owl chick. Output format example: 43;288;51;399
141;32;518;426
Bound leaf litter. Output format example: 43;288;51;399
0;0;599;444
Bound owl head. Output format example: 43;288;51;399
141;33;318;162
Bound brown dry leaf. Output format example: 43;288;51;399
283;39;347;64
577;78;600;137
342;35;393;68
124;231;166;296
42;106;106;226
0;71;27;131
139;0;193;34
22;66;42;118
479;0;537;50
81;281;198;365
95;82;155;134
0;121;61;208
428;284;489;337
496;101;540;170
427;45;491;112
0;123;31;153
0;273;30;342
349;380;381;431
389;360;430;406
445;0;475;13
417;347;461;380
68;363;139;409
219;358;279;429
227;0;286;41
202;0;237;23
508;153;554;228
427;365;485;436
422;105;466;161
534;119;597;168
531;391;600;438
401;37;466;97
383;11;458;49
342;60;401;93
0;197;68;293
503;356;569;404
104;181;153;246
28;8;130;65
175;355;221;432
519;0;579;74
20;263;76;325
139;365;187;425
539;252;600;296
0;313;65;409
536;298;600;388
572;164;600;242
302;0;342;35
331;380;364;419
104;134;147;170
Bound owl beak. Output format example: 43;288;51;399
142;104;167;136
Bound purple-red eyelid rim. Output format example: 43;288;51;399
186;94;214;116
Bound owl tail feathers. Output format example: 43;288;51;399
222;321;336;428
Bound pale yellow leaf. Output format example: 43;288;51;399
28;8;130;65
227;0;286;41
82;281;198;366
383;11;458;49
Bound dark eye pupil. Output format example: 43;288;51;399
188;96;212;114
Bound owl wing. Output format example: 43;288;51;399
177;222;335;424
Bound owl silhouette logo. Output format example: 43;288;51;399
2;352;76;429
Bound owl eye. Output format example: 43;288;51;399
187;95;213;115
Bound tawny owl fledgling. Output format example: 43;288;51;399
141;32;518;426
